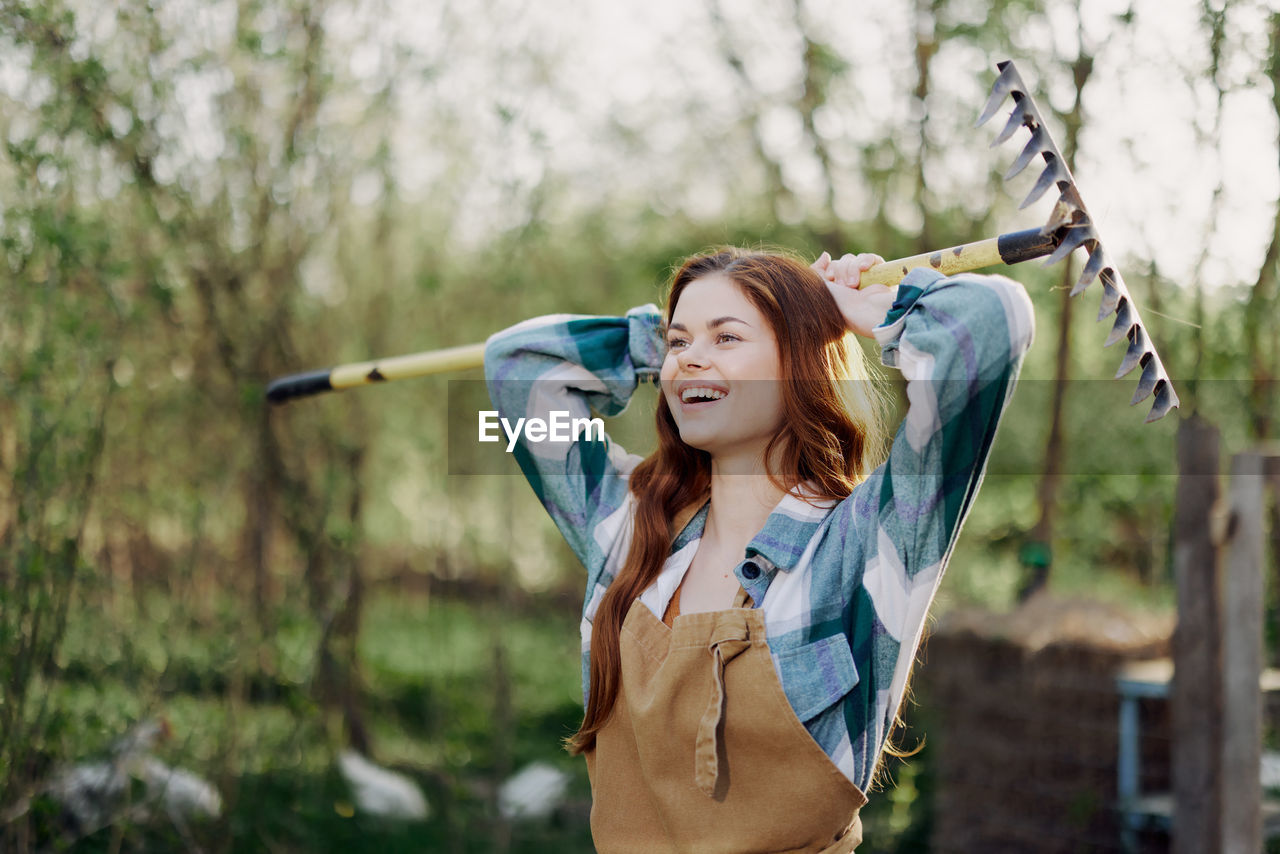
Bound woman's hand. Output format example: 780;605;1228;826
811;251;896;339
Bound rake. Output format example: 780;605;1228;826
267;60;1178;423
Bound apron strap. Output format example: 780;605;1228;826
694;620;753;797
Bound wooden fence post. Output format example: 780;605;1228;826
1222;451;1266;854
1172;415;1222;854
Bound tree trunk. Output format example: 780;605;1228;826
1018;260;1073;600
912;0;939;250
1171;415;1222;854
1018;42;1092;601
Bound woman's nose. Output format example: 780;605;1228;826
677;341;707;370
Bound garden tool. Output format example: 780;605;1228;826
267;60;1178;423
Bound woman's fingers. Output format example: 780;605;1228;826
816;251;885;288
810;251;832;278
832;253;868;287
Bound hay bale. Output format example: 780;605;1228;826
935;591;1173;656
918;592;1174;854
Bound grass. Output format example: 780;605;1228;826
12;584;941;852
12;590;599;852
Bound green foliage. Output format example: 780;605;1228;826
0;47;129;811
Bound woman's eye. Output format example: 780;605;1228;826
665;332;739;348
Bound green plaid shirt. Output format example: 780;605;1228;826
484;268;1033;792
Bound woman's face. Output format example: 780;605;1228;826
659;273;785;464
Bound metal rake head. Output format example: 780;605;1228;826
976;60;1179;423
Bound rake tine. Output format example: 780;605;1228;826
1097;270;1123;319
976;90;1008;129
1106;297;1137;347
1041;223;1094;267
1020;156;1067;209
976;64;1023;127
1131;357;1161;404
993;107;1031;147
1115;328;1148;379
1005;127;1047;179
1073;245;1109;297
1041;193;1084;236
1146;380;1180;423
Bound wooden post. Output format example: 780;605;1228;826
1266;452;1280;671
1172;415;1222;854
1221;452;1266;854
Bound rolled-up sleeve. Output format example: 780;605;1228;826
483;305;666;573
850;267;1034;752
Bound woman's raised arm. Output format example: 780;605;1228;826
483;306;666;576
839;267;1035;780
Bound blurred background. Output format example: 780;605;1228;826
2;0;1277;850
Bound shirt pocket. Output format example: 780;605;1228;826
772;634;860;723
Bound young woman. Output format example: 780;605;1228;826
484;247;1034;853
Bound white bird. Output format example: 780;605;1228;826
337;750;430;821
134;757;223;822
1262;750;1280;790
44;718;221;836
498;761;571;821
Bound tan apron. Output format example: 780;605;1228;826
584;587;868;853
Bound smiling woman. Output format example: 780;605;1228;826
661;272;786;464
483;246;1034;853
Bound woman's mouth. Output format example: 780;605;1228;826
678;385;728;405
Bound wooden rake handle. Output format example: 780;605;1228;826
859;227;1056;287
265;227;1057;404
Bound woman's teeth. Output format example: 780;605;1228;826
681;387;727;403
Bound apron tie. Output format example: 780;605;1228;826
694;617;753;797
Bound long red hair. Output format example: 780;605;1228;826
565;247;885;755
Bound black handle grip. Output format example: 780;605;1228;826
266;369;334;404
996;227;1060;265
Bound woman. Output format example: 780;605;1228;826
484;247;1034;853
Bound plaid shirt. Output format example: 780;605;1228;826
484;268;1034;793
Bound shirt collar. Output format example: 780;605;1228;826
672;498;710;553
670;483;837;573
745;485;838;572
